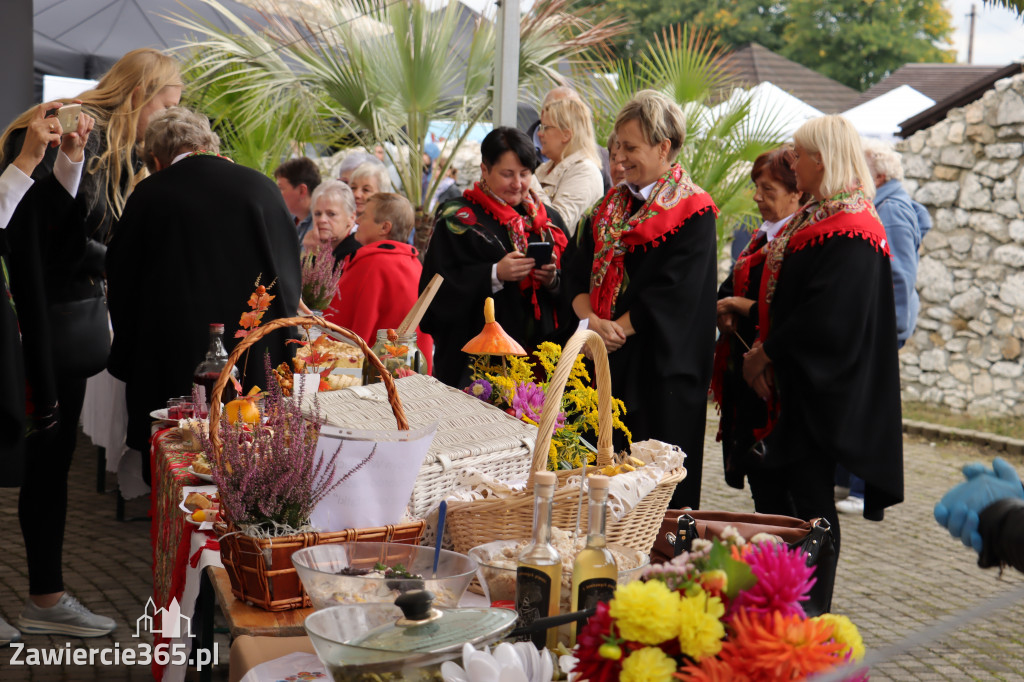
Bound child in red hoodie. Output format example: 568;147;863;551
325;192;433;373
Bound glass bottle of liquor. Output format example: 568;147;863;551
570;474;618;644
516;471;561;650
192;323;238;416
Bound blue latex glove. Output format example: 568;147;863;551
934;457;1024;553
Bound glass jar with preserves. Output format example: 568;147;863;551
363;329;428;384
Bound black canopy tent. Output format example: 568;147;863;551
33;0;264;80
0;0;263;127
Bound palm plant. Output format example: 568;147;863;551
170;0;622;244
586;26;788;255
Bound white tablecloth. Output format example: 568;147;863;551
81;370;150;499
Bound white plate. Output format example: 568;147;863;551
187;466;215;483
150;408;173;421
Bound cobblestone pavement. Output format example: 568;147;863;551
1;421;1023;680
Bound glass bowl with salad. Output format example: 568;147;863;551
292;542;478;610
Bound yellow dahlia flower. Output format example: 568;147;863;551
609;580;682;644
620;646;677;682
813;613;866;661
678;587;726;660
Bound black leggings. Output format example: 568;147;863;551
18;374;87;596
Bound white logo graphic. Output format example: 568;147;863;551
135;597;193;639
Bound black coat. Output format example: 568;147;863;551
419;197;569;388
567;207;718;509
106;155;301;452
760;235;904;520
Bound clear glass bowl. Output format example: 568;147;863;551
304;602;516;682
292;542;477;610
467;539;649;606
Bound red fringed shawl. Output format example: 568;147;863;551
588;165;718;319
464;182;568;320
752;187;889;440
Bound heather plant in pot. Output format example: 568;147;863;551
196;354;375;536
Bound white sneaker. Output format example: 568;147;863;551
836;495;864;514
0;614;20;645
17;594;116;637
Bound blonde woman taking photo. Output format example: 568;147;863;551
0;48;182;640
534;97;604;235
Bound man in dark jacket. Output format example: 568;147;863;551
106;107;300;479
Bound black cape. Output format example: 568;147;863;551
419;196;569;387
760;234;904;520
715;238;772;490
566;206;718;509
106;154;301;452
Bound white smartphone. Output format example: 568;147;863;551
56;104;82;134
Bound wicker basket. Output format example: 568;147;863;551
208;315;425;611
311;374;538;523
445;329;685;556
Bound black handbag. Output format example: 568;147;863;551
651;510;837;617
47;294;111;377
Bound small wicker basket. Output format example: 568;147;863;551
208;315;425;611
445;329;685;556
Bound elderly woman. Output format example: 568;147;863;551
566;90;718;510
740;116;903;605
349;161;393;221
302;179;356;257
106;105;299;485
420;126;568;387
712;146;806;491
534;97;604;234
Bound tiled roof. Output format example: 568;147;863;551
721;43;861;114
898;62;1024;137
854;63;1005;106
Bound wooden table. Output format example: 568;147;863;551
205;566;313;638
196;567;314;682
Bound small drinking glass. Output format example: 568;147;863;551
167;397;183;420
178;397;196;419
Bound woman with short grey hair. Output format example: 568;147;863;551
349;162;393;220
142;107;220;172
566;88;718;510
304;178;356;257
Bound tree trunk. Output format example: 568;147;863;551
414;207;433;259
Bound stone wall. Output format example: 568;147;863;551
897;72;1024;416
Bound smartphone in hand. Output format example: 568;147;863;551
55;104;82;134
525;241;553;266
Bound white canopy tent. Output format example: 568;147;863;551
841;85;936;141
706;81;826;141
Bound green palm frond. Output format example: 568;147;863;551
170;0;623;228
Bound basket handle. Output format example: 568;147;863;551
527;329;614;486
208;315;410;467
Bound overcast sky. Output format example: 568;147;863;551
946;0;1024;64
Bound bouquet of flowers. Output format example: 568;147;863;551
573;529;867;682
300;243;343;312
465;342;631;471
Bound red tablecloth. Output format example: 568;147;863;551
150;428;220;681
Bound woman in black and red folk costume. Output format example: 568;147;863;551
740;115;904;582
566;89;719;510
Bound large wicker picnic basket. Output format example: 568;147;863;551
208;315;425;612
445;329;686;556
